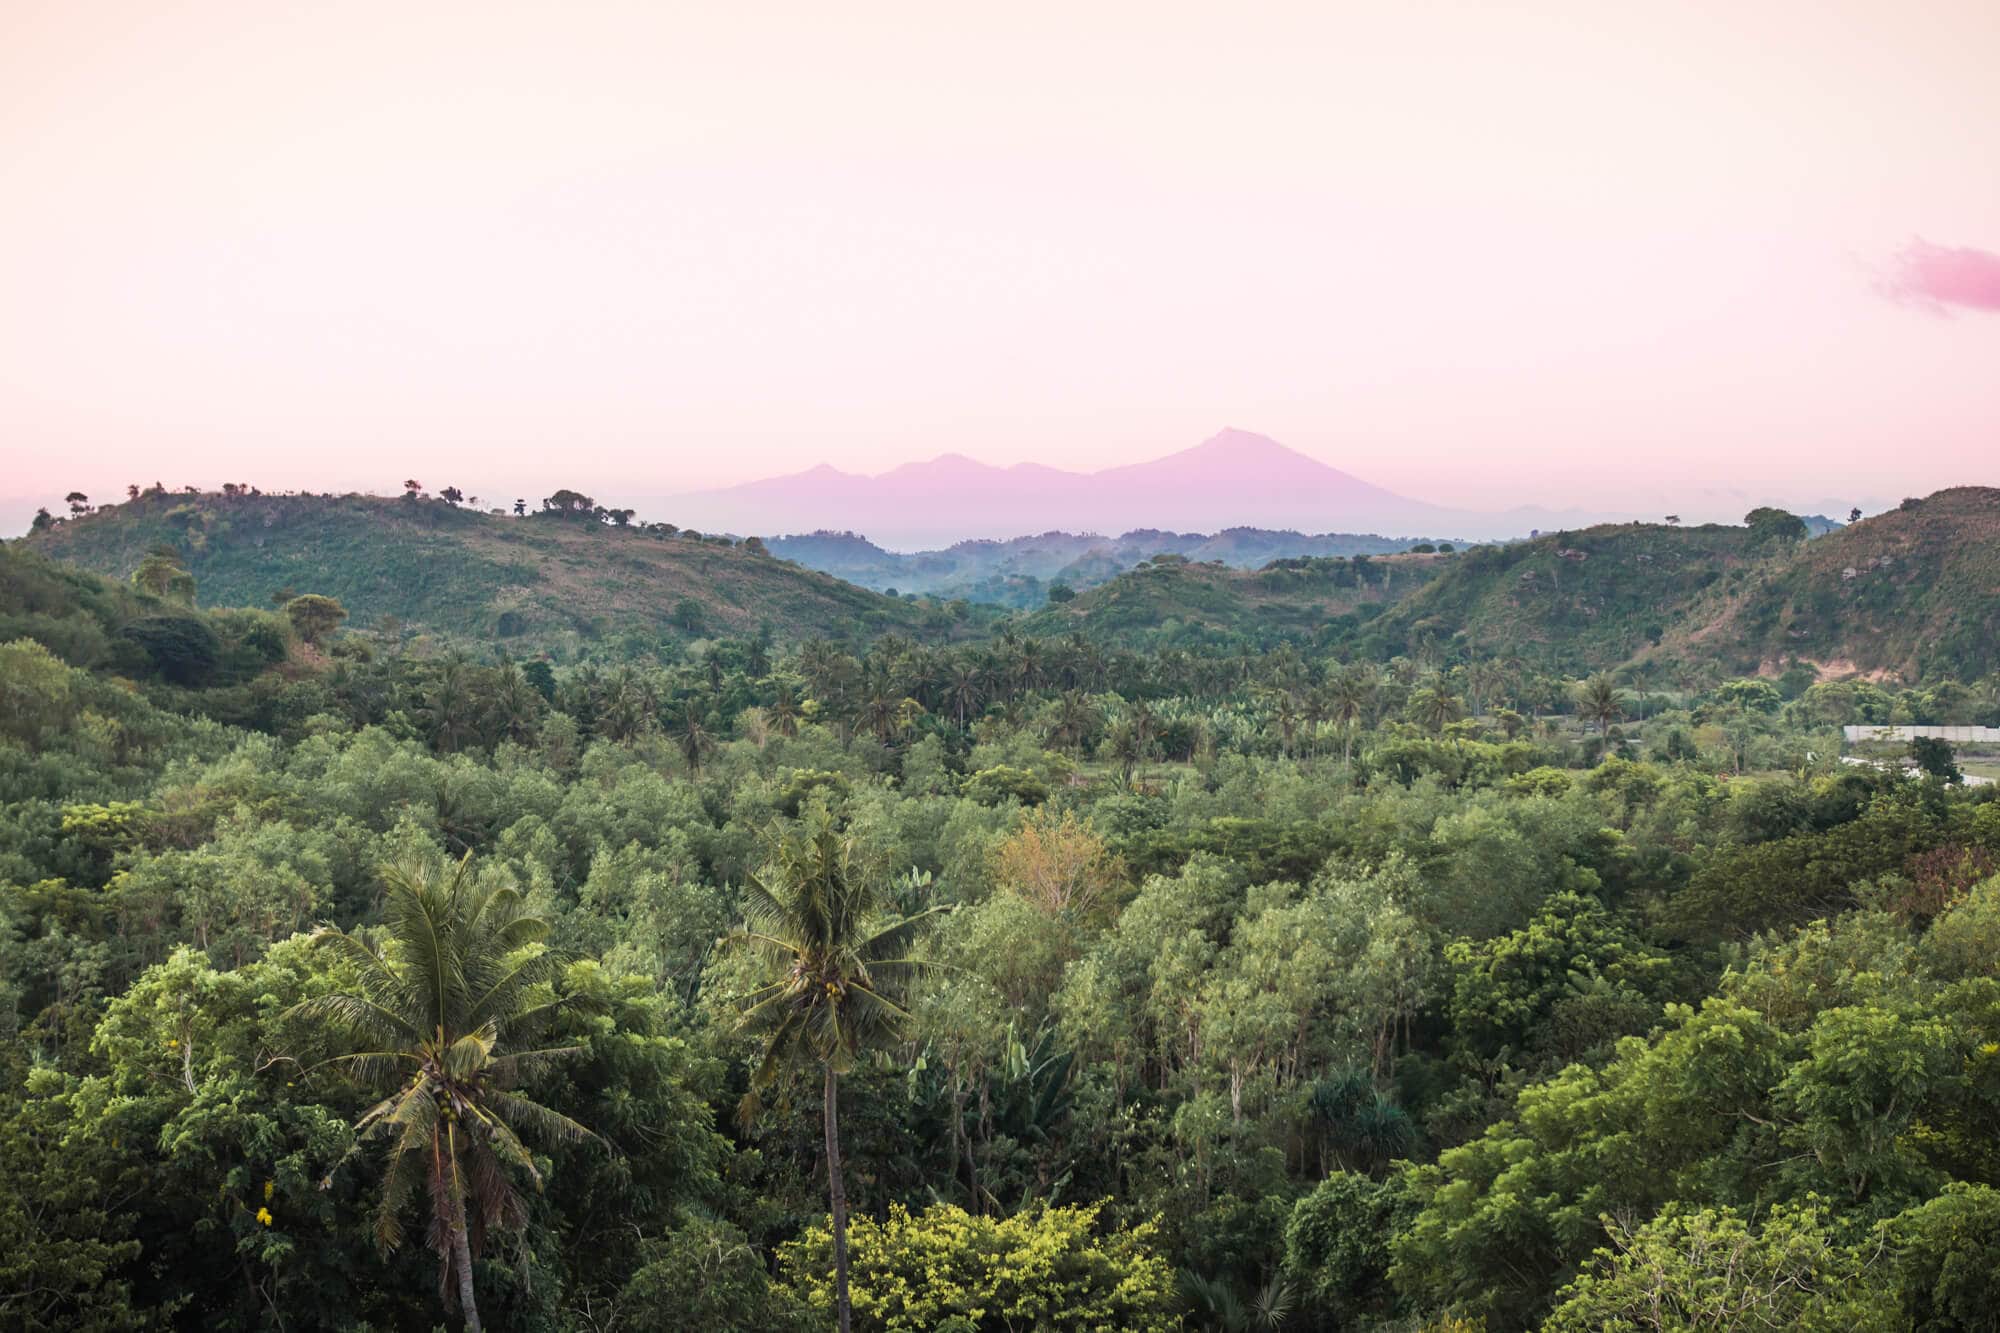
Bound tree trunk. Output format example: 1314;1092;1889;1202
824;1064;852;1333
451;1178;482;1333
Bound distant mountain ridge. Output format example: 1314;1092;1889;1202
665;428;1484;547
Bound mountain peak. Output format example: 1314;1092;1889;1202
1190;427;1297;456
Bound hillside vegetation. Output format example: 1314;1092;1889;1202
31;490;987;648
1360;521;1767;669
1682;486;2000;679
769;525;1441;607
1018;551;1445;648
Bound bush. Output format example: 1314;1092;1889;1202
778;1201;1178;1332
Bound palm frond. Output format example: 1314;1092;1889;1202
485;1089;603;1151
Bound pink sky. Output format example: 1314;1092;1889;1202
4;0;1998;526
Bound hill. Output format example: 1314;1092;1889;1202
27;490;988;648
1358;522;1768;669
1675;487;2000;680
766;524;1443;607
1017;551;1445;648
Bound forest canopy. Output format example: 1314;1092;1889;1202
5;528;2000;1331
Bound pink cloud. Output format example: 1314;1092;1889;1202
1885;238;2000;313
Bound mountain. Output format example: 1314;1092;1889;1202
664;429;1478;547
766;523;1447;607
25;490;990;648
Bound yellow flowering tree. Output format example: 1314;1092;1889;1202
778;1200;1177;1332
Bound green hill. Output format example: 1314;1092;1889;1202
28;491;986;648
1017;551;1443;648
1675;486;2000;680
767;525;1442;608
1360;521;1767;669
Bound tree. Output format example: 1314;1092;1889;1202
1324;667;1376;767
64;491;91;517
294;853;599;1332
131;547;197;604
541;489;596;517
513;499;527;516
725;812;947;1333
1910;735;1961;783
439;486;464;506
1575;672;1625;736
29;506;56;532
768;681;802;737
283;594;348;647
994;808;1124;921
778;1201;1177;1331
942;662;984;729
403;479;423;498
1664;514;1680;525
1744;506;1808;546
674;702;715;776
1406;684;1464;736
1545;1202;1894;1332
1849;506;1862;524
1047;582;1077;604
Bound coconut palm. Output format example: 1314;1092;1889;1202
1408;684;1465;736
1106;716;1155;787
1465;659;1507;720
295;854;597;1332
726;813;947;1333
675;702;715;775
1047;689;1100;753
942;661;984;730
1269;690;1301;757
491;664;543;745
1576;672;1626;735
1323;667;1376;768
767;680;801;738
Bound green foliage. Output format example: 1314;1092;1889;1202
11;496;2000;1330
1912;734;1963;782
1545;1200;1895;1331
1283;1172;1413;1324
282;593;347;645
778;1201;1179;1332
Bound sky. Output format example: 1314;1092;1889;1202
4;0;1998;531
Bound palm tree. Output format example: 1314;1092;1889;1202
675;702;715;775
768;681;801;738
1465;659;1507;720
1106;717;1154;786
942;661;984;730
1047;689;1100;753
1324;667;1375;768
1576;672;1626;735
1012;638;1045;696
491;664;543;745
1269;690;1300;757
1408;684;1465;735
725;815;947;1333
296;854;597;1332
